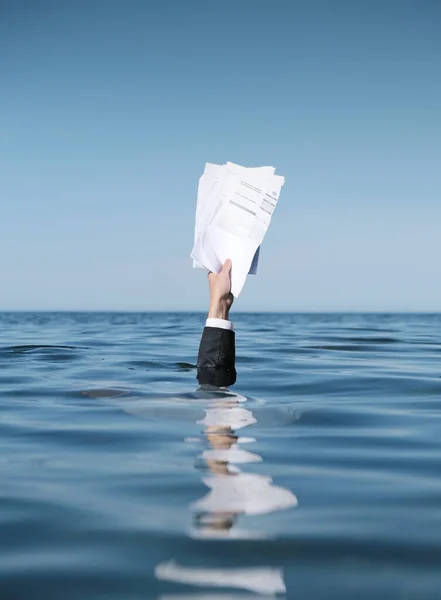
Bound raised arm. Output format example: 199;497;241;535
196;259;237;388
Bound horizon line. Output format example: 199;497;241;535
0;309;440;315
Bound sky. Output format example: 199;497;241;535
0;0;440;311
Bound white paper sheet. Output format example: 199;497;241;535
191;162;285;297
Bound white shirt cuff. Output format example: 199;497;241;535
205;318;234;331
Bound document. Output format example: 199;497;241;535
191;162;285;297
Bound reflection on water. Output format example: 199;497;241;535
156;562;286;596
156;388;297;597
2;313;441;598
192;391;297;536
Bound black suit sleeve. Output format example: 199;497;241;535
197;327;236;388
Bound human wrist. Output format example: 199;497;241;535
208;299;230;321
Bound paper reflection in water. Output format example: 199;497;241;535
191;393;297;538
156;390;297;597
156;562;286;596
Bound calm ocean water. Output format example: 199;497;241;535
1;312;441;599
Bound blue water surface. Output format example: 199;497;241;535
1;312;441;599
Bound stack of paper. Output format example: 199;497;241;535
191;162;285;297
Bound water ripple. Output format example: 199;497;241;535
1;312;441;599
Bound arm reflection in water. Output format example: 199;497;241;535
190;393;297;539
155;261;297;598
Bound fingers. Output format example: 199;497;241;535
208;260;232;279
221;259;232;274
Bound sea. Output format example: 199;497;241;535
1;311;441;599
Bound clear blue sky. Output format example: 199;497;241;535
1;0;440;311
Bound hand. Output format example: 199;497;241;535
208;259;234;320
